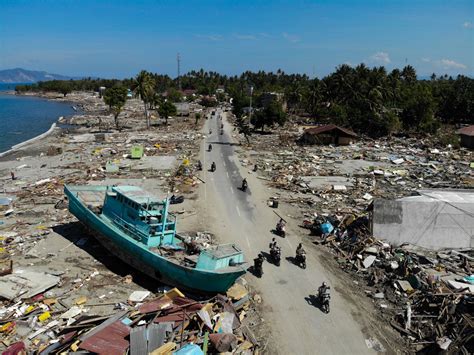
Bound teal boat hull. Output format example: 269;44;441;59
64;185;246;293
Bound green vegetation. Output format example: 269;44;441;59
15;65;474;137
134;70;155;128
158;101;177;125
103;86;128;129
252;99;287;132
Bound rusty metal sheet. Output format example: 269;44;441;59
139;297;172;314
79;320;130;354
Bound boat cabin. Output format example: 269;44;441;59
102;186;177;247
196;244;245;271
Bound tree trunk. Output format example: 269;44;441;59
114;113;120;129
144;102;149;129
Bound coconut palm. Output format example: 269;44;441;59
134;70;155;128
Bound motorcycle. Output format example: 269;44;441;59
211;162;216;172
169;195;184;204
295;251;306;269
276;221;286;237
254;257;264;278
318;289;330;313
208;144;212;152
242;179;248;192
197;161;203;171
270;247;281;266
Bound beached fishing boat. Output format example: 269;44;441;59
64;185;247;293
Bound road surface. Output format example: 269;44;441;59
199;109;374;354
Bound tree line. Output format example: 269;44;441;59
15;65;473;137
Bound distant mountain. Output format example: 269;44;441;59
0;68;77;83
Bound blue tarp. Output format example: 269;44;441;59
320;222;334;234
174;343;204;355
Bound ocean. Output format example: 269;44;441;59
0;83;76;153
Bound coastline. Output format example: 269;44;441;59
0;122;58;158
0;91;90;158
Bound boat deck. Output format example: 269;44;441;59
68;186;244;272
77;190;106;208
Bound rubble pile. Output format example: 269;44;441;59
246;133;472;204
0;282;262;354
310;215;473;353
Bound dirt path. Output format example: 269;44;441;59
194;109;378;354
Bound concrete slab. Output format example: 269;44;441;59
300;176;354;189
132;156;176;171
334;159;388;175
0;270;60;300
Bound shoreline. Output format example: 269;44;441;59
0;91;90;158
0;122;59;158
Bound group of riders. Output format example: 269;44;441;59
204;114;330;313
254;235;330;312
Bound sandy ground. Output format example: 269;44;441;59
188;110;403;354
0;99;404;353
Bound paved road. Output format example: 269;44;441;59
200;109;374;354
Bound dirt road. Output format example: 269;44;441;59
198;109;376;354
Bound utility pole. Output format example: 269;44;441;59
177;53;181;91
249;85;254;126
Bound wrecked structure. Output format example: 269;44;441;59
298;124;357;146
373;190;474;250
457;125;474;149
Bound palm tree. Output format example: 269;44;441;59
401;65;417;84
134;70;155;128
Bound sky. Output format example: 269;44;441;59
0;0;473;79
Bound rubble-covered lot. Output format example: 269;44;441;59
233;118;473;354
0;96;266;353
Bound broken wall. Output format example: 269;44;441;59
373;199;474;250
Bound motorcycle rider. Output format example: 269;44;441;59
296;243;305;256
211;162;216;171
318;282;330;313
276;218;286;236
197;160;202;171
318;281;329;296
254;253;264;277
269;237;278;250
241;178;248;191
208;144;212;151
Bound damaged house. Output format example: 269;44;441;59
457;125;474;149
372;189;474;250
299;124;357;146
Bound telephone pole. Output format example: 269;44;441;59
177;53;181;90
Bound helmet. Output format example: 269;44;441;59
272;237;275;241
322;282;327;287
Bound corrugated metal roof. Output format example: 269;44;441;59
303;124;357;137
79;320;130;354
457;125;474;136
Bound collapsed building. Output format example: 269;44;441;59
373;190;474;250
298;124;357;146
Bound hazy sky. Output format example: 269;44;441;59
0;0;472;78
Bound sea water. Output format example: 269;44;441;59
0;83;76;153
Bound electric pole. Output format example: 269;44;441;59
177;53;181;91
